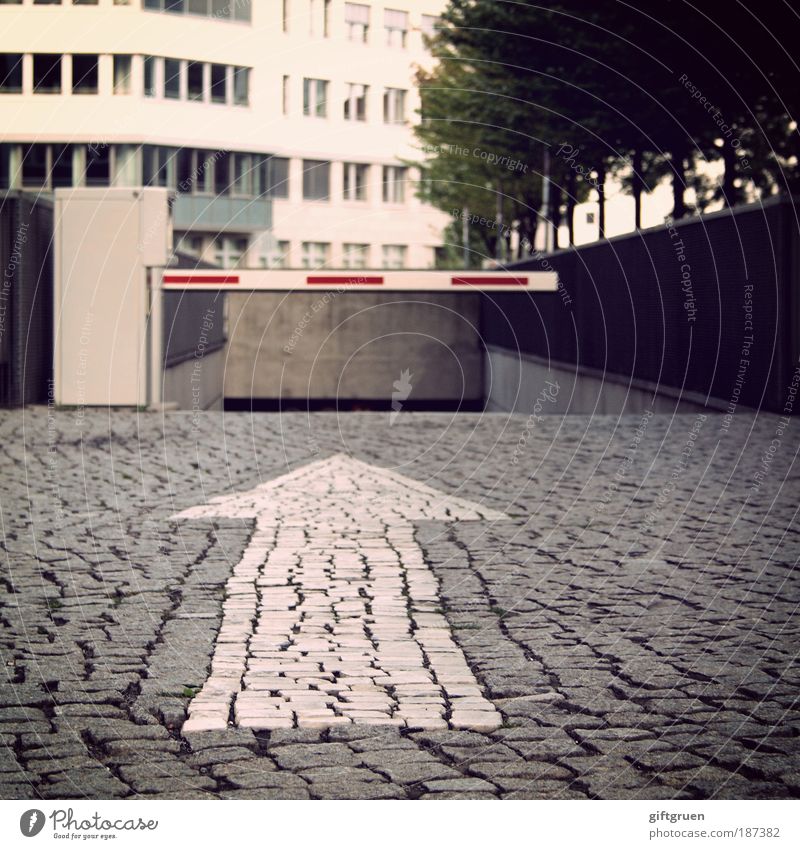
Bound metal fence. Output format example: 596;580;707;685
483;195;800;414
0;192;53;407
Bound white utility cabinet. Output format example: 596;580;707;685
54;188;170;407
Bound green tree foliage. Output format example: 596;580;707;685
414;0;800;261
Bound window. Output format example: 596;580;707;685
343;83;367;121
214;150;230;194
113;55;132;94
0;54;22;93
307;0;314;34
21;144;48;188
251;155;290;199
214;236;248;269
345;2;368;42
232;152;252;195
144;56;156;96
72;54;98;94
210;63;227;103
143;145;176;187
33;54;62;94
586;211;596;224
301;241;330;269
193;149;215;193
260;239;290;269
382;165;406;203
302;159;329;200
85;143;110;186
384;8;408;47
266;156;289;198
282;0;289;32
164;58;181;99
51;143;73;187
303;77;327;117
175;233;204;258
233;66;248;105
176;147;193;191
0;144;10;190
282;75;289;114
187;61;204;100
17;141;72;193
146;0;251;20
382;244;407;269
421;14;440;37
383;87;406;124
342;243;368;269
343;162;368;201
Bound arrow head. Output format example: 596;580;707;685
172;453;509;523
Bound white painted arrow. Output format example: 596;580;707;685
174;453;508;733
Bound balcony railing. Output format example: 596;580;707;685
172;194;271;232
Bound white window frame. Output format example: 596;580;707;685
383;87;406;124
381;244;407;269
421;14;440;38
112;55;132;95
344;82;368;121
301;241;330;269
303;77;328;117
343;162;369;201
260;239;291;269
384;8;408;47
342;243;369;269
345;2;369;42
382;165;406;203
214;235;249;269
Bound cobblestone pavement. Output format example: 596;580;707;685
0;409;798;800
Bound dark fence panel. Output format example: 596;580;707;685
483;196;799;413
0;192;53;407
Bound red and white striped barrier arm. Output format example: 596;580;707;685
160;269;558;292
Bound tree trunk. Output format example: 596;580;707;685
516;215;531;259
566;170;576;245
495;182;504;263
552;191;562;251
520;193;540;257
528;216;540;256
672;149;687;220
721;143;740;207
597;162;606;238
632;148;642;230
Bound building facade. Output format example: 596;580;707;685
0;0;448;269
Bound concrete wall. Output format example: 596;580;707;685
224;292;482;404
164;347;225;411
485;346;711;415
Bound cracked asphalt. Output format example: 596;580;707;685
0;409;798;800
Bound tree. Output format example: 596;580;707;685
414;0;800;248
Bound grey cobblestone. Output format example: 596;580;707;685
0;410;797;799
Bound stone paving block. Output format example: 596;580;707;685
309;781;407;800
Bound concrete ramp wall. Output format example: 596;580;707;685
223;292;482;407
